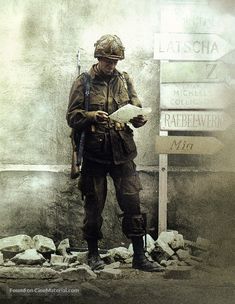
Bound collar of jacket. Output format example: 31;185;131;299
88;64;121;80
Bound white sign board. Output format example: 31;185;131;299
160;111;232;131
156;135;223;155
160;3;220;34
160;61;228;83
161;83;232;109
154;33;233;61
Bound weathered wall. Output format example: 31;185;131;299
0;0;235;259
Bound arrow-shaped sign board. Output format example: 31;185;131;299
160;3;220;34
160;111;232;131
161;83;232;109
160;61;228;83
154;33;233;61
156;135;223;155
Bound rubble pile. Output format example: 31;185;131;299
0;232;212;281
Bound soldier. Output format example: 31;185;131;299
66;34;164;272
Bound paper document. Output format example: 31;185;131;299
109;104;152;123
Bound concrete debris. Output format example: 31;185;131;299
11;249;46;265
63;254;77;264
184;240;208;252
185;258;201;267
76;252;88;264
0;235;33;253
4;261;15;267
61;266;97;282
42;261;51;267
0;267;59;280
151;240;174;262
81;282;110;298
170;234;185;250
157;231;175;245
164;266;192;280
50;254;64;265
57;238;70;256
124;258;133;264
176;249;191;261
33;235;56;253
100;252;114;264
108;247;132;261
69;261;82;268
99;268;122;280
104;261;121;269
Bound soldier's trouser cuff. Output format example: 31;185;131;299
122;214;146;239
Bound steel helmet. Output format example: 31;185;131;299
94;34;125;60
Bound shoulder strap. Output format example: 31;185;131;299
82;72;91;111
120;71;131;99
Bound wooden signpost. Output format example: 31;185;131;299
156;1;234;235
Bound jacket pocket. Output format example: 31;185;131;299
118;129;136;154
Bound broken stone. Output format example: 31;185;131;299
108;247;132;261
81;282;110;298
0;235;32;253
0;267;59;279
164;266;192;280
170;234;185;250
76;252;88;264
61;266;97;282
100;253;114;264
128;234;156;254
42;261;51;267
157;231;175;245
176;249;191;261
49;277;64;283
170;255;179;260
33;235;56;253
124;258;132;264
160;260;168;267
69;261;82;268
151;240;174;262
11;249;46;265
0;253;3;265
4;261;15;267
50;254;64;265
196;237;210;249
57;238;70;256
190;255;203;262
104;262;120;269
63;254;77;264
99;268;122;280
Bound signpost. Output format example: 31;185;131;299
154;33;232;61
161;83;232;109
160;111;232;131
156;1;234;236
156;135;223;155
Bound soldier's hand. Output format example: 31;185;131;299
87;111;109;123
95;110;109;123
130;115;147;128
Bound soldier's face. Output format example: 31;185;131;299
98;58;118;75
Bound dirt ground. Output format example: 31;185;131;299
0;264;234;304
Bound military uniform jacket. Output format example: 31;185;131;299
66;64;142;165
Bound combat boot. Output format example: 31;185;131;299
131;236;165;272
132;254;164;272
87;239;105;271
